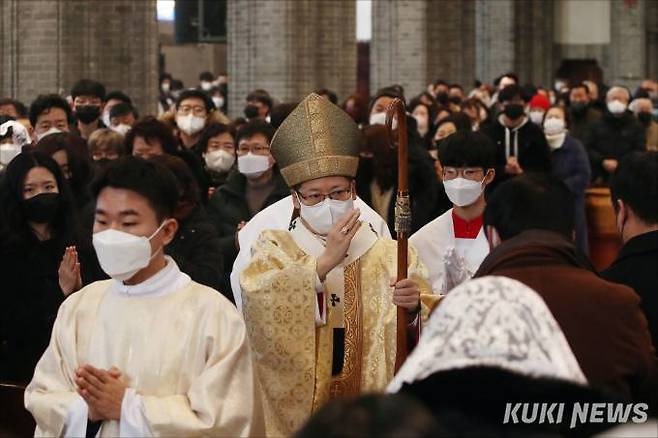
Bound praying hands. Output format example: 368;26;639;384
75;364;127;421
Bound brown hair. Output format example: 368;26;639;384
88;128;124;156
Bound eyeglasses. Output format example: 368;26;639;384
442;167;486;181
177;105;207;116
237;142;270;155
296;187;352;206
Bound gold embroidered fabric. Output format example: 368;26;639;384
240;230;438;436
270;93;361;187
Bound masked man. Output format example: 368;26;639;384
25;157;264;437
239;94;438;436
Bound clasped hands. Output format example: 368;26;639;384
316;209;420;314
75;364;127;421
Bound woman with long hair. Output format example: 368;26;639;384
0;151;102;383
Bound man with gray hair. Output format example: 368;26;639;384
629;97;658;151
584;86;645;184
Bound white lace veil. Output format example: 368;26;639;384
387;276;587;393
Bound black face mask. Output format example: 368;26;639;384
94;158;113;172
75;105;101;124
23;192;60;224
570;101;587;117
448;96;462;105
435;92;449;105
638;112;653;126
503;103;525;120
244;104;259;119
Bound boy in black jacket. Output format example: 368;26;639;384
480;84;550;192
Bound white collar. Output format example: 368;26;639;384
290;217;379;266
111;256;191;298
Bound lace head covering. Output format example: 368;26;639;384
388;276;587;392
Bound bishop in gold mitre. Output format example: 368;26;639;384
240;93;438;436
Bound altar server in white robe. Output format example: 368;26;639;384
410;131;495;295
25;157;264;437
230;195;390;309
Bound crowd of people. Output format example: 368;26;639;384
0;70;656;436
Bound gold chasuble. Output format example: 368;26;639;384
240;220;435;436
239;93;438;436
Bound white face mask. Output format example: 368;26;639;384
295;192;354;235
0;120;30;147
444;176;485;207
36;127;63;141
543;117;566;136
607;100;627;115
529;110;545;125
161;83;171;93
176;114;206;136
369;112;398;129
0;143;21;166
111;123;131;136
204;149;235;173
212;96;224;110
238;152;271;179
200;81;212;91
92;221;167;282
101;110;111;127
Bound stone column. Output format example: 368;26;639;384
475;0;515;83
370;0;428;98
609;0;646;88
0;0;159;115
425;0;476;88
514;0;554;87
227;0;356;118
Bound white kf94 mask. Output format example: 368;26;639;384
92;221;167;282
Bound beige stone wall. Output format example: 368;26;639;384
226;0;356;118
0;0;159;115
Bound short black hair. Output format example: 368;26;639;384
270;102;299;130
0;98;28;117
236;120;275;144
484;173;575;241
71;79;106;101
160;73;173;83
199;71;214;82
295;393;442;438
124;116;177;155
497;72;519;86
369;86;406;114
176;89;215;112
570;82;590;95
437;113;472;132
104;90;132;105
29;94;74;127
611;151;658;225
498;84;524;104
438;131;496;169
198;123;236;154
90;156;180;221
246;89;273;110
316;89;338;105
109;102;138;120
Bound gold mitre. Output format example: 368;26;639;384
270;93;360;187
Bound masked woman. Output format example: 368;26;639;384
0;151;102;383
